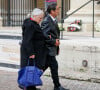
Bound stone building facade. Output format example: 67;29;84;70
64;0;100;32
0;0;45;26
0;0;70;26
0;0;99;32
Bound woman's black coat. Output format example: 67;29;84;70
20;18;46;69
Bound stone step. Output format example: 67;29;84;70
0;39;20;63
2;44;20;54
0;52;20;62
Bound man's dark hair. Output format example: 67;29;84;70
47;3;57;14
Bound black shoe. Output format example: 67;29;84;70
54;86;69;90
26;86;38;90
36;88;41;90
18;85;24;89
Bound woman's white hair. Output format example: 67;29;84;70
31;8;44;17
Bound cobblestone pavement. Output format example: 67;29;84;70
0;69;100;90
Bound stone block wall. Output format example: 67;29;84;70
0;39;20;65
0;39;100;81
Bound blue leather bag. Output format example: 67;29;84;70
17;59;43;88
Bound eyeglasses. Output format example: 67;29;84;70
36;15;44;19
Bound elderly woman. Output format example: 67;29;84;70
20;8;45;90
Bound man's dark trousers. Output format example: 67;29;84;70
41;15;61;88
43;54;61;88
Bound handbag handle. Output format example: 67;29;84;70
27;58;35;66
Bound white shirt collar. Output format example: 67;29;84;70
49;14;56;21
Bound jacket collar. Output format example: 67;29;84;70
47;15;55;24
49;14;56;21
47;15;59;30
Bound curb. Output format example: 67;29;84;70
0;62;20;69
0;35;21;40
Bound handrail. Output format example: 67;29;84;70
60;0;95;39
64;0;92;19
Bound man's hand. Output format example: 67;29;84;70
29;55;35;59
55;39;60;46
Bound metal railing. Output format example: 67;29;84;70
61;0;95;39
0;0;44;26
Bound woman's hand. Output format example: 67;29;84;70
29;55;35;59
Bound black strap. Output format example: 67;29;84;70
27;58;35;66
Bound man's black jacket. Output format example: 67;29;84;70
41;15;60;56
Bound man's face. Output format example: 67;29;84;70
51;5;60;17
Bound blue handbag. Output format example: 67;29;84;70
17;59;43;88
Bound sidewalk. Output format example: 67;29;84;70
0;70;100;90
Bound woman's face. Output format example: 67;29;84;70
34;14;44;24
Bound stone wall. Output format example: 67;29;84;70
0;39;100;81
0;39;20;65
56;40;100;81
